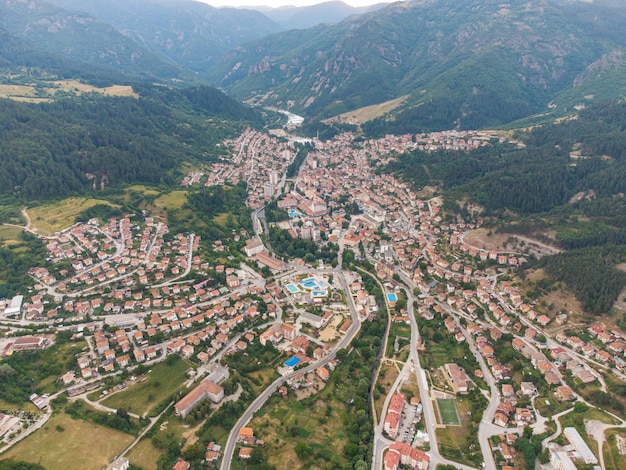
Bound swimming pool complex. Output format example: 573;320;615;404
300;277;329;290
285;283;300;293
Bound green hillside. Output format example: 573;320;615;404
0;0;198;84
0;85;264;201
210;0;626;131
48;0;282;77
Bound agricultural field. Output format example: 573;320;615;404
27;198;120;235
1;412;133;470
0;80;137;103
101;358;193;417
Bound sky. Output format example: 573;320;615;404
198;0;396;9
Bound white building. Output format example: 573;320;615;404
563;427;598;464
4;295;23;317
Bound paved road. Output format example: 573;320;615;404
0;410;52;454
377;269;479;470
541;406;575;450
219;270;362;470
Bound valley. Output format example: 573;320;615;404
1;119;626;470
0;1;626;470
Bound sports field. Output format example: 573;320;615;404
436;398;461;425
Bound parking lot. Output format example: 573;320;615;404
397;401;423;445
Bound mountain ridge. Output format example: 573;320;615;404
0;0;200;84
209;0;626;132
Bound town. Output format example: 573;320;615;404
1;124;625;470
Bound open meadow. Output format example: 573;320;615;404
101;358;193;417
323;95;408;125
0;226;26;248
0;80;136;103
127;437;164;470
1;412;133;470
27;198;120;235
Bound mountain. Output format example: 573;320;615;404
0;26;146;86
255;1;389;30
47;0;282;77
0;0;198;84
0;84;264;201
209;0;626;132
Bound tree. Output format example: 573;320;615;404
295;442;312;460
250;447;264;464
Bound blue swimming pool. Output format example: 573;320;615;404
284;356;301;367
300;278;318;289
387;293;398;303
288;209;301;218
285;283;299;293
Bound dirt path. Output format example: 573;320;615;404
460;228;561;257
1;207;39;236
21;208;31;230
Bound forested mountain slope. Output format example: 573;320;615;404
0;85;263;201
257;1;387;30
210;0;626;132
48;0;282;77
0;0;198;84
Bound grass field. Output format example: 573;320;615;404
127;437;165;470
28;197;120;235
50;80;137;98
126;185;161;197
0;225;23;240
248;368;281;395
213;213;230;227
375;362;401;421
437;398;461;426
153;191;189;210
534;393;574;417
0;81;137;103
101;358;193;417
0;398;37;413
323;95;408;125
1;412;134;470
0;84;51;103
386;323;411;358
0;225;25;247
604;429;626;470
250;392;347;470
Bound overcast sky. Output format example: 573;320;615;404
199;0;396;9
